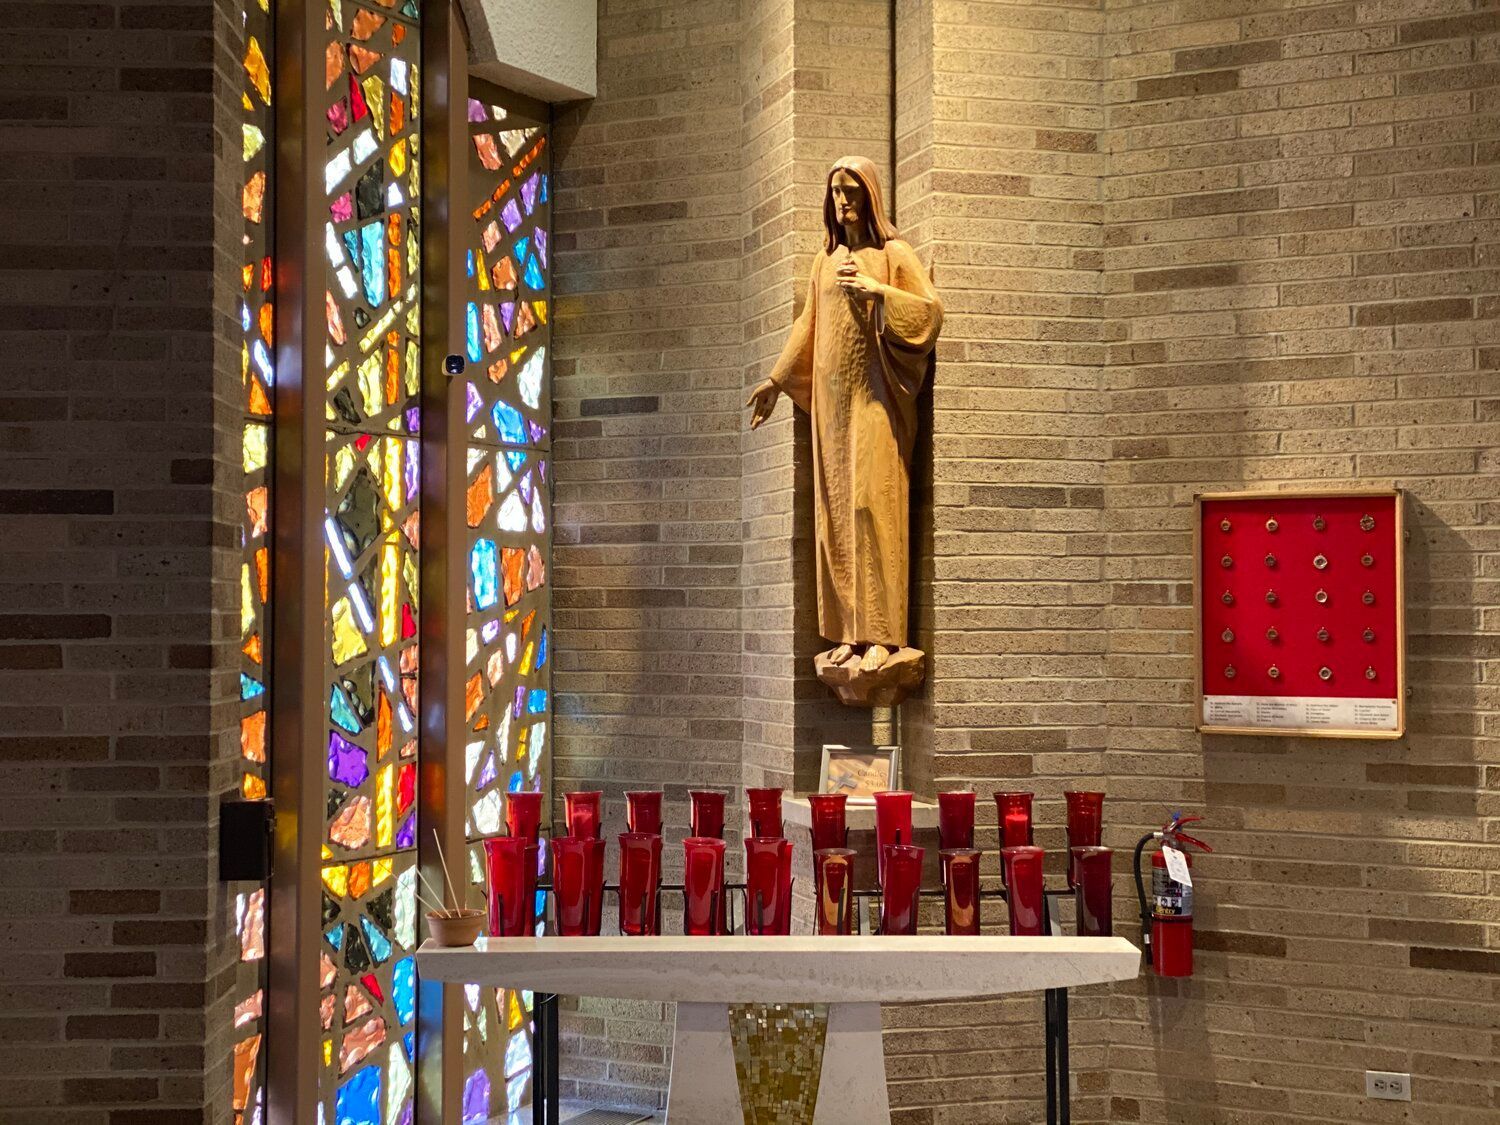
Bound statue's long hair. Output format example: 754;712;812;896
822;156;900;255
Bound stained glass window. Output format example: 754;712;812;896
320;1;423;1120
459;89;551;1121
234;0;274;1118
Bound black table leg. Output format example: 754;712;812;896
533;993;560;1125
1044;989;1057;1125
1057;987;1070;1125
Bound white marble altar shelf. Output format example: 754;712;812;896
417;935;1139;1004
781;794;939;832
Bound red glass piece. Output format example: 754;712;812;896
807;793;847;853
688;790;725;839
879;844;924;936
940;849;982;936
814;848;856;935
1002;846;1045;936
744;837;793;935
872;790;913;889
359;972;384;1004
625;790;663;836
682;837;727;936
937;791;975;851
994;791;1034;849
1064;791;1105;887
552;836;604;937
617;832;662;936
745;787;782;839
1072;846;1113;937
504;790;543;844
483;836;537;937
563;791;602;840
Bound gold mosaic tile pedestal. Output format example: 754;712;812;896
728;1003;829;1123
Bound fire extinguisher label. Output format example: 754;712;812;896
1162;845;1192;886
1153;864;1192;917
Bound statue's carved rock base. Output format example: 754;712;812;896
815;647;925;708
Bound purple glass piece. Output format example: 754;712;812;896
461;1070;490;1123
465;381;482;422
327;730;368;787
395;813;415;849
398;1106;413;1125
405;405;420;433
467;98;487;123
404;443;419;501
481;619;500;643
513;685;525;718
533;227;548;268
476;752;497;788
499;301;515;334
529;422;546;442
521;172;539;215
519;470;533;503
501;198;523;233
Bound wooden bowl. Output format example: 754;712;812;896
426;909;485;947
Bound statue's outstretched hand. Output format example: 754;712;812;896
746;379;780;429
835;258;883;302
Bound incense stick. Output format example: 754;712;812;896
432;829;464;912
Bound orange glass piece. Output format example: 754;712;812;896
243;37;271;104
466;463;493;527
242;773;267;800
326;291;346;345
390;94;405;136
349;45;380;75
234;990;263;1028
324;40;344;89
248;378;271;416
344;984;372;1023
350;9;385;39
487;358;508;384
502;547;524;606
320;991;335;1030
474;134;502;172
490;256;517;290
254;547;268;601
242;633;262;663
486;648;504;687
526;544;546;592
246;486;269;537
513;300;536;340
232;1033;261;1110
348;861;371;899
464;674;483;721
328;795;372;850
320;952;336;988
340;1017;386;1074
239;887;265;961
240;711;267;763
377;692;392;756
242;171;266;224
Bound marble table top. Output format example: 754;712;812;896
417;935;1139;1003
781;795;940;832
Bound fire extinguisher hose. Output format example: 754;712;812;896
1133;831;1157;966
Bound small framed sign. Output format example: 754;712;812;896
818;745;900;803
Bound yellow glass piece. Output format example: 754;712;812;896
326;0;340;29
404;339;420;397
379;541;399;648
358;353;383;418
362;77;387;142
380;439;402;514
509;347;526;365
243;37;271;105
508;991;524;1031
243;423;268;472
242;773;267;800
240;564;255;637
332;444;355;492
389;139;407;177
375;764;394;849
322;845;332;861
327;360;349;392
358;302;398;352
403;554;419;605
372;856;393;888
322;865;350;897
323;1038;332;1068
242;92;253;112
331;598;368;664
519;641;534;676
242;124;265;161
475;250;489;291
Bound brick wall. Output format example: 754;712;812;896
0;0;239;1120
1100;0;1500;1120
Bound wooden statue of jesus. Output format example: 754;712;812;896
746;156;942;706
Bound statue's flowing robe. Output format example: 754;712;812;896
768;239;942;648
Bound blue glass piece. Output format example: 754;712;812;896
505;1031;532;1078
512;236;528;264
325;924;344;950
471;539;498;610
240;673;265;700
466;303;481;363
507;770;522;793
393;955;416;1026
526;689;547;714
343;229;361;265
492;402;526;445
523;255;544;292
330;686;361;734
360;916;392;965
359;223;386;307
540;174;549;204
335;1065;380;1125
466;249;475;278
404;1032;415;1058
536;627;548;669
505;449;526;472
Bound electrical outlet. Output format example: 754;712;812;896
1365;1070;1411;1101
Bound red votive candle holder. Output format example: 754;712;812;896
683;837;727;936
1064;791;1105;887
1072;846;1113;937
940;848;982;936
1002;845;1045;936
552;836;605;936
504;790;544;844
873;790;914;888
994;791;1034;849
746;787;783;839
617;832;663;936
880;844;924;936
564;791;602;840
807;792;848;853
937;791;976;851
625;790;663;836
814;848;856;935
744;837;793;935
689;790;725;839
483;836;537;938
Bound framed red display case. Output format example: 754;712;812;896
1195;489;1405;739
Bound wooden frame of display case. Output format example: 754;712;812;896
1193;488;1406;740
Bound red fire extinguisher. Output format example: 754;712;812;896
1134;812;1211;977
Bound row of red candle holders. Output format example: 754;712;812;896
481;788;1113;939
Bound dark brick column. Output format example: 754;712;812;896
0;0;238;1120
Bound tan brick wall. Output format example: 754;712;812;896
1101;1;1500;1121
